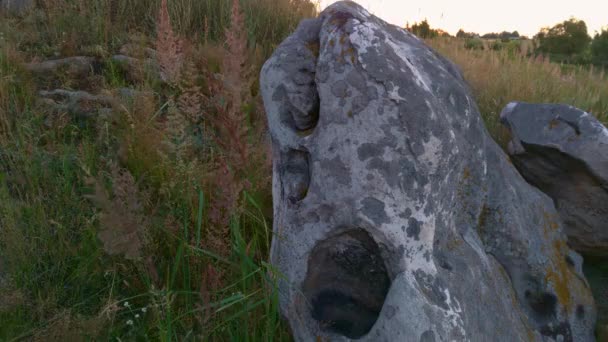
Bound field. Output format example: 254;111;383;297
429;38;608;146
1;1;607;340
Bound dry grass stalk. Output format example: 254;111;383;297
202;0;254;231
86;163;150;260
197;263;222;328
177;60;205;124
156;0;184;85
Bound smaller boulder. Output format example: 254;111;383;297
500;102;608;256
26;56;98;80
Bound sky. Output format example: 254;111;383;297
319;0;607;37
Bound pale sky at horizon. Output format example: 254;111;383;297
319;0;607;37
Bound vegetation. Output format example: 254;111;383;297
406;19;450;39
434;19;607;67
481;31;521;40
429;38;608;146
0;0;315;340
535;18;591;56
456;29;478;39
592;28;608;66
1;1;607;340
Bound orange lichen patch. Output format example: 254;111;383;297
526;326;536;341
544;235;594;316
548;119;560;129
545;238;572;310
477;204;490;236
541;211;560;241
297;127;315;137
545;212;560;231
306;41;320;58
462;167;471;180
329;12;353;29
446;236;463;251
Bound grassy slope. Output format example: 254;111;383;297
0;0;315;340
1;2;607;340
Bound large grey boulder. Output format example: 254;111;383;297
260;1;595;341
501;102;608;256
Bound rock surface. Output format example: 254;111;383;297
37;88;150;124
260;1;596;341
26;56;99;79
501;102;608;256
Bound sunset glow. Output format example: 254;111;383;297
319;0;607;37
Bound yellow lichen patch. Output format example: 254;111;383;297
544;236;594;315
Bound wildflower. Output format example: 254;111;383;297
126;319;134;326
141;307;147;313
135;314;140;319
124;301;130;308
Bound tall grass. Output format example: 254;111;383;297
12;0;316;59
429;38;608;145
0;0;313;339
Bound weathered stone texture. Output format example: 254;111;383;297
260;2;596;341
501;102;608;256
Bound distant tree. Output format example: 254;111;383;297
410;19;436;39
435;29;452;38
406;20;451;38
482;31;520;40
457;29;477;39
591;28;608;64
482;32;498;39
535;18;591;55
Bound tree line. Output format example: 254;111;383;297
406;18;608;66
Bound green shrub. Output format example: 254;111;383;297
464;38;484;50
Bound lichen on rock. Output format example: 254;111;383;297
260;1;596;341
